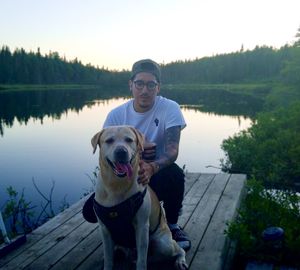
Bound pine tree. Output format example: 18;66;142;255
295;25;300;47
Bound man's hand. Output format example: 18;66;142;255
138;160;155;185
142;142;156;161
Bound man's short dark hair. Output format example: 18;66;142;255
131;59;161;82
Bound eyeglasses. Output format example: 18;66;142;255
133;80;158;91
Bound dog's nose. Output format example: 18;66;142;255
114;146;129;164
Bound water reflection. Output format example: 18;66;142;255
0;87;261;136
0;88;127;136
162;88;263;117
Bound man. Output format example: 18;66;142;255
84;59;190;251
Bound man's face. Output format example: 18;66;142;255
129;72;160;113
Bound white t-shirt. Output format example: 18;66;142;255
103;96;186;158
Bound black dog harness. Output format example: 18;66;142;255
93;188;148;248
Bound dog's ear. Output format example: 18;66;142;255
91;130;104;154
129;127;144;152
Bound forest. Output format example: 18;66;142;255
0;46;129;87
0;43;298;88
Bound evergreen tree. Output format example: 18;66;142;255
0;44;297;86
295;25;300;47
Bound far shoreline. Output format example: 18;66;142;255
0;84;101;92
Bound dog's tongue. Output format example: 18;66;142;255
115;162;133;178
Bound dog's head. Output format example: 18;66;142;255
91;126;144;178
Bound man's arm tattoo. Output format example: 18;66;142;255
156;126;181;169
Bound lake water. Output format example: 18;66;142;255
0;88;252;218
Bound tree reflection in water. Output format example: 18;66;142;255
0;87;262;136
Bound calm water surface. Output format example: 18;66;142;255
0;89;252;213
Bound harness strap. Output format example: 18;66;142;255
93;187;147;248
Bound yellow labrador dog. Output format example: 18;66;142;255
91;126;187;270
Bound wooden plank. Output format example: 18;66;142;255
189;174;246;270
179;174;215;228
50;227;102;270
184;172;201;195
184;173;231;265
2;212;85;270
75;246;104;270
0;194;88;267
24;221;99;270
223;174;247;270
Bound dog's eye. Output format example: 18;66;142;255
125;137;133;143
105;138;114;144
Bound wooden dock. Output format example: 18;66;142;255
0;173;246;270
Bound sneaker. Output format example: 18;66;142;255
169;224;191;251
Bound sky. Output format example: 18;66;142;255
1;0;299;71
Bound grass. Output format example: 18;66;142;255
162;82;275;98
163;82;272;90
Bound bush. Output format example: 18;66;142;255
226;179;300;267
0;180;71;245
221;102;300;189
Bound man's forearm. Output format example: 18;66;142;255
152;125;181;173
